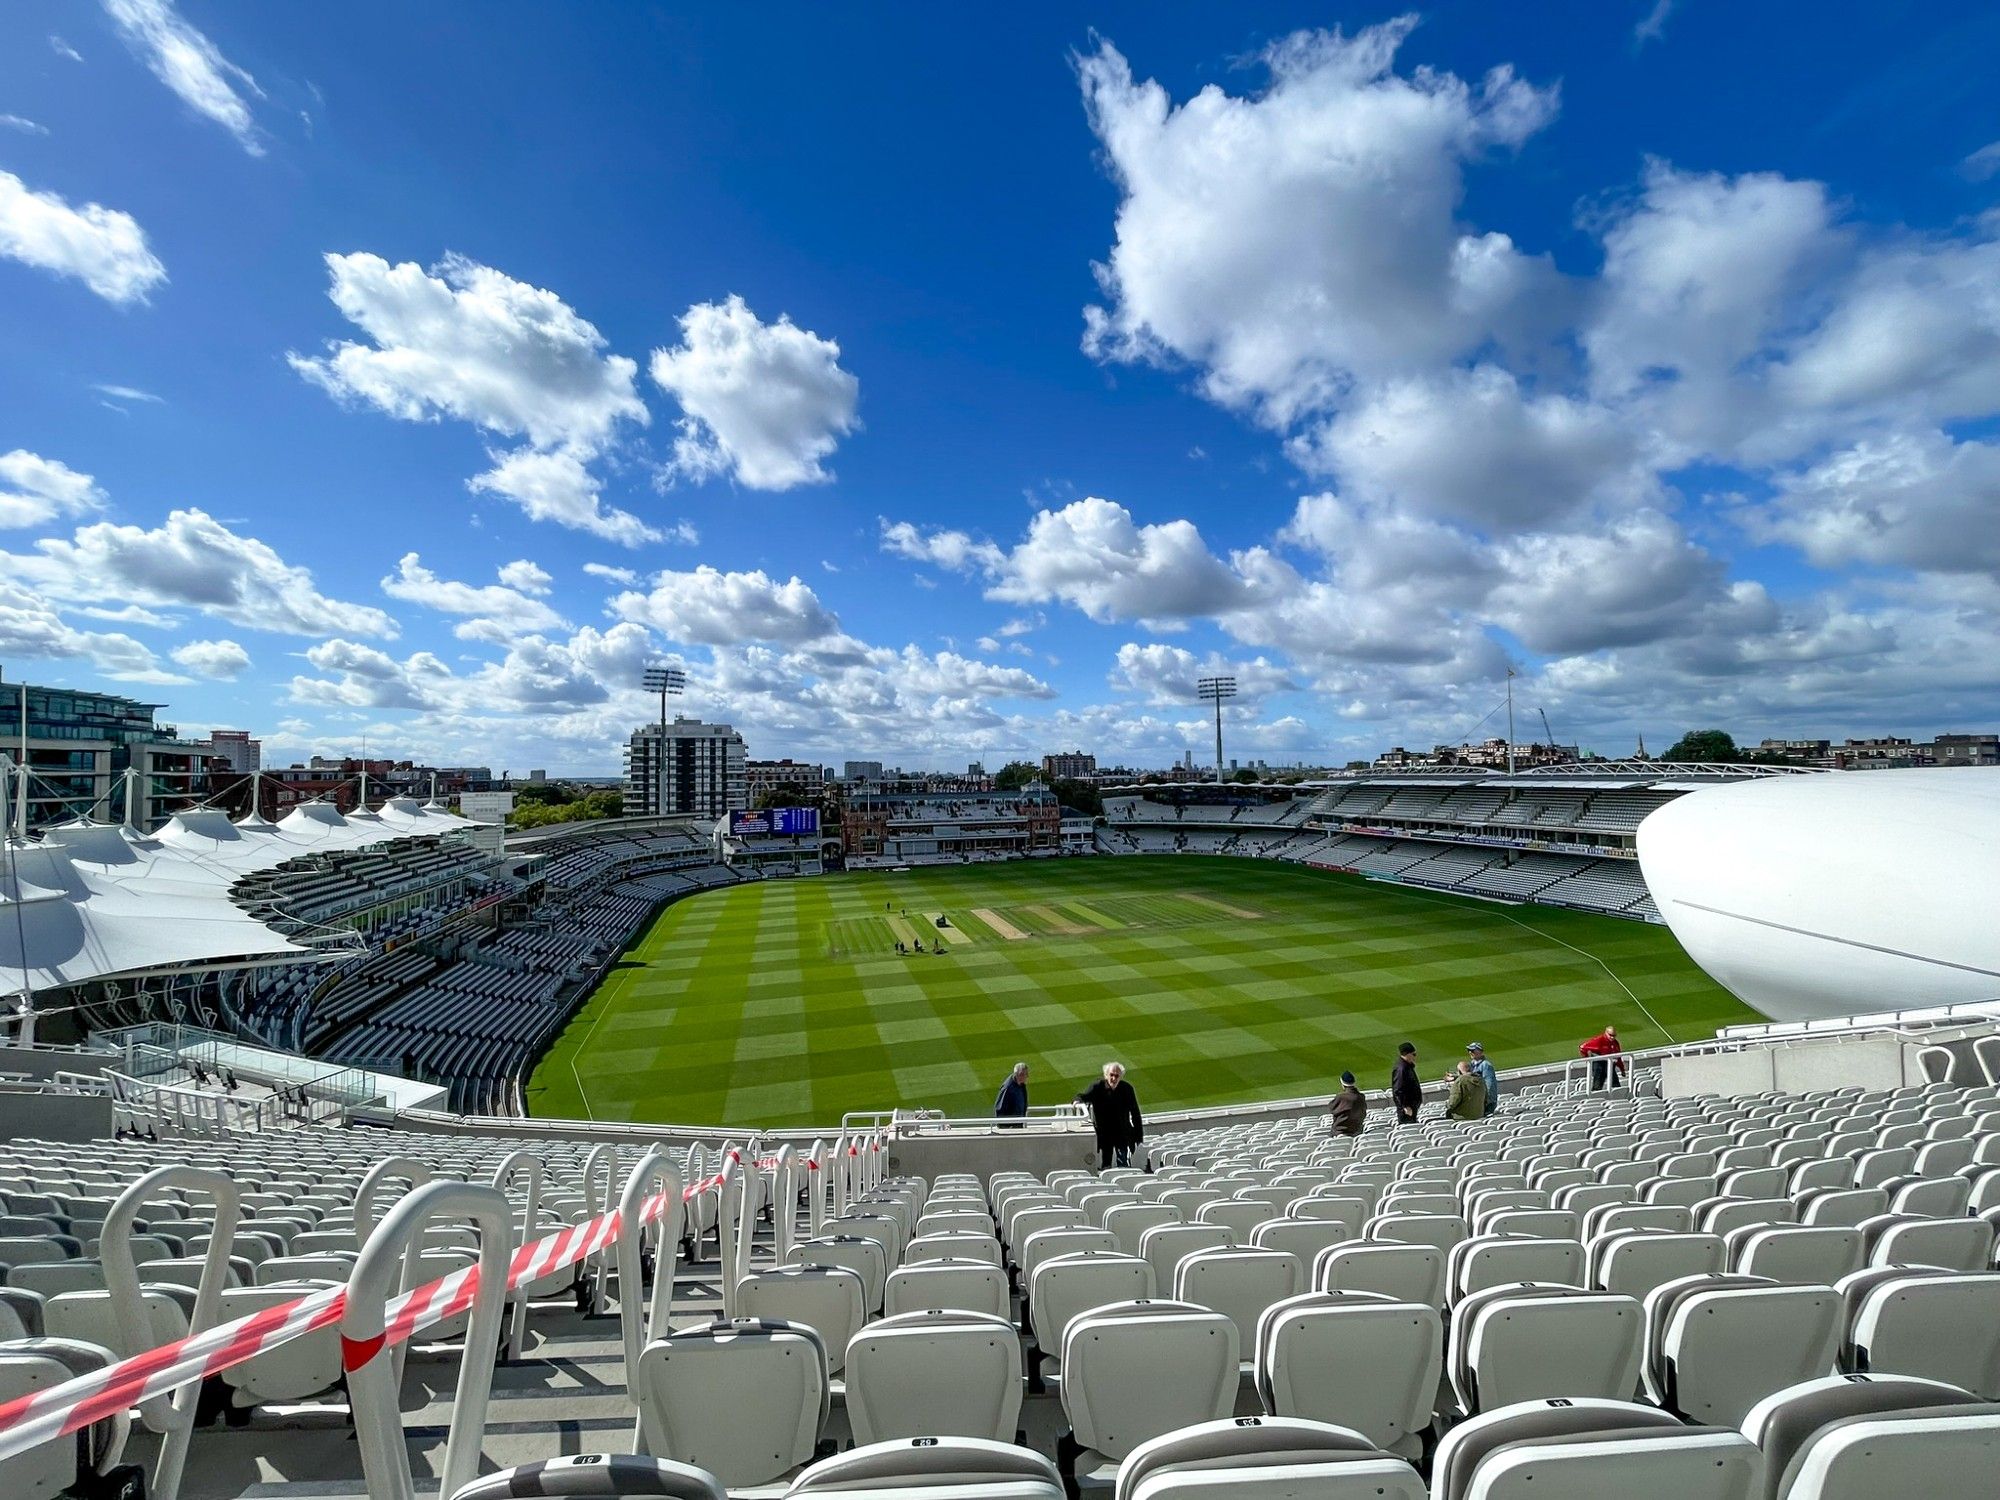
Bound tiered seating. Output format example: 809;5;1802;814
1458;854;1593;899
3;1065;2000;1500
1536;862;1650;915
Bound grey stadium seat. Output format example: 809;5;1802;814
1431;1396;1762;1500
788;1437;1062;1500
1253;1290;1441;1457
635;1319;830;1489
1114;1416;1424;1500
1447;1283;1645;1414
843;1311;1023;1446
447;1455;728;1500
1057;1300;1239;1491
1740;1373;1984;1500
883;1259;1011;1320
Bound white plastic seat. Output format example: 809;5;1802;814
738;1267;868;1376
789;1436;1061;1500
1430;1396;1761;1500
1447;1283;1644;1414
1058;1300;1239;1489
1137;1223;1233;1299
1647;1275;1843;1426
791;1235;888;1313
1740;1372;1983;1500
1253;1291;1441;1457
1173;1246;1304;1356
1315;1240;1446;1309
1028;1251;1154;1367
1846;1269;2000;1397
1114;1415;1424;1500
446;1453;728;1500
215;1281;345;1409
635;1318;830;1488
1020;1227;1118;1289
1365;1212;1468;1255
843;1311;1023;1445
905;1234;1002;1267
1448;1236;1586;1300
1731;1226;1864;1286
1772;1401;2000;1499
1866;1215;1993;1272
0;1337;132;1500
1589;1231;1726;1300
1196;1199;1273;1239
1104;1204;1180;1259
883;1259;1011;1319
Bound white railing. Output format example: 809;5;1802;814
104;1069;278;1135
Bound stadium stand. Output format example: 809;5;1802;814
1094;764;1798;922
0;1025;1998;1499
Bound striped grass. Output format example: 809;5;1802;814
525;856;1753;1129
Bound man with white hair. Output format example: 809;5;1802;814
994;1061;1030;1125
1075;1061;1144;1170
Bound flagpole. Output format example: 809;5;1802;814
1505;669;1516;776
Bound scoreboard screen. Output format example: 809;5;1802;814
730;807;819;837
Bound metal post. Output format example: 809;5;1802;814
1506;669;1516;776
641;664;685;817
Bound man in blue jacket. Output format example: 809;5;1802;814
994;1061;1029;1126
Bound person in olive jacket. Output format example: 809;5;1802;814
1076;1061;1144;1169
1329;1071;1367;1137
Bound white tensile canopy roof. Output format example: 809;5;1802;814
0;797;479;994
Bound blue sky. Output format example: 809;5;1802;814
2;1;1997;774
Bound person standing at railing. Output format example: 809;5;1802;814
1579;1025;1624;1090
994;1061;1029;1127
1076;1061;1144;1170
1390;1041;1423;1124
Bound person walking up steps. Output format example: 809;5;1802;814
1076;1061;1144;1170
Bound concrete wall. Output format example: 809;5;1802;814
887;1128;1104;1184
0;1089;114;1142
1662;1032;1932;1098
0;1046;110;1083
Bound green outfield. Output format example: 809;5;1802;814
524;856;1753;1128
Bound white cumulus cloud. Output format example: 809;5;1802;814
0;508;397;638
0;449;106;528
611;565;838;646
0;169;167;304
1079;18;1559;426
651;294;860;489
291;252;646;451
170;637;250;678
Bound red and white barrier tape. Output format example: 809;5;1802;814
0;1154;788;1466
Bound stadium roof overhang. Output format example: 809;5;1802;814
0;796;479;997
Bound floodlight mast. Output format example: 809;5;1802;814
641;664;686;816
1196;675;1237;783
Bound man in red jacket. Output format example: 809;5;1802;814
1579;1026;1623;1091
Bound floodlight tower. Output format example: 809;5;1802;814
1197;675;1236;783
641;662;686;816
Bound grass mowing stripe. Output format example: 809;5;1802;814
524;856;1753;1127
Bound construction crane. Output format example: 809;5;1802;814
1538;707;1558;755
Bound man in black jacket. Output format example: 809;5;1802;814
1390;1041;1422;1124
1075;1061;1144;1169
